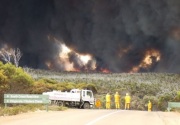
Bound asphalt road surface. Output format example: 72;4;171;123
0;109;180;125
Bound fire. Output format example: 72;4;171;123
64;62;77;71
79;55;91;65
130;66;139;73
45;61;53;69
60;44;71;56
56;43;76;71
59;44;96;71
59;43;72;60
141;49;160;67
130;49;161;73
48;36;96;71
100;68;111;73
47;36;162;73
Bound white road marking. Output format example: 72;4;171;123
85;110;123;125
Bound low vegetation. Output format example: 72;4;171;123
0;62;180;116
25;67;180;111
0;104;67;116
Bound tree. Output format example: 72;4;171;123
0;49;11;63
2;63;34;94
0;70;8;92
0;48;22;67
0;62;34;103
10;48;23;67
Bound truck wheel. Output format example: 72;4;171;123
58;101;64;106
83;102;90;109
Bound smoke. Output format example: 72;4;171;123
0;0;180;73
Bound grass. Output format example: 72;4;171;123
48;105;68;111
0;104;67;116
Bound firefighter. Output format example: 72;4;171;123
106;93;111;109
114;92;120;109
148;100;152;111
125;93;131;110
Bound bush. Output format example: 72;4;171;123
174;91;180;101
157;94;172;111
1;63;34;93
0;69;9;103
0;62;34;103
37;78;58;84
31;80;56;94
86;83;98;94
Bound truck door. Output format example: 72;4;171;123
82;90;94;105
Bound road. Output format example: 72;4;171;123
0;109;180;125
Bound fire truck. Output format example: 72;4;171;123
42;89;95;109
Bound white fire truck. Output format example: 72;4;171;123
42;89;95;109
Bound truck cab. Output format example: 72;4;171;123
81;90;95;108
70;89;95;108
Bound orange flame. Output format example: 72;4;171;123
130;49;161;73
130;66;139;73
47;36;96;71
100;68;111;73
141;49;160;67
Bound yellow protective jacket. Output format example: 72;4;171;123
125;95;131;103
114;94;120;103
106;94;111;102
148;101;152;108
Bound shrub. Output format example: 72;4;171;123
0;69;9;103
174;91;180;101
157;94;172;111
31;80;56;94
86;83;98;94
1;63;34;93
0;62;34;103
38;78;58;84
76;83;87;89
